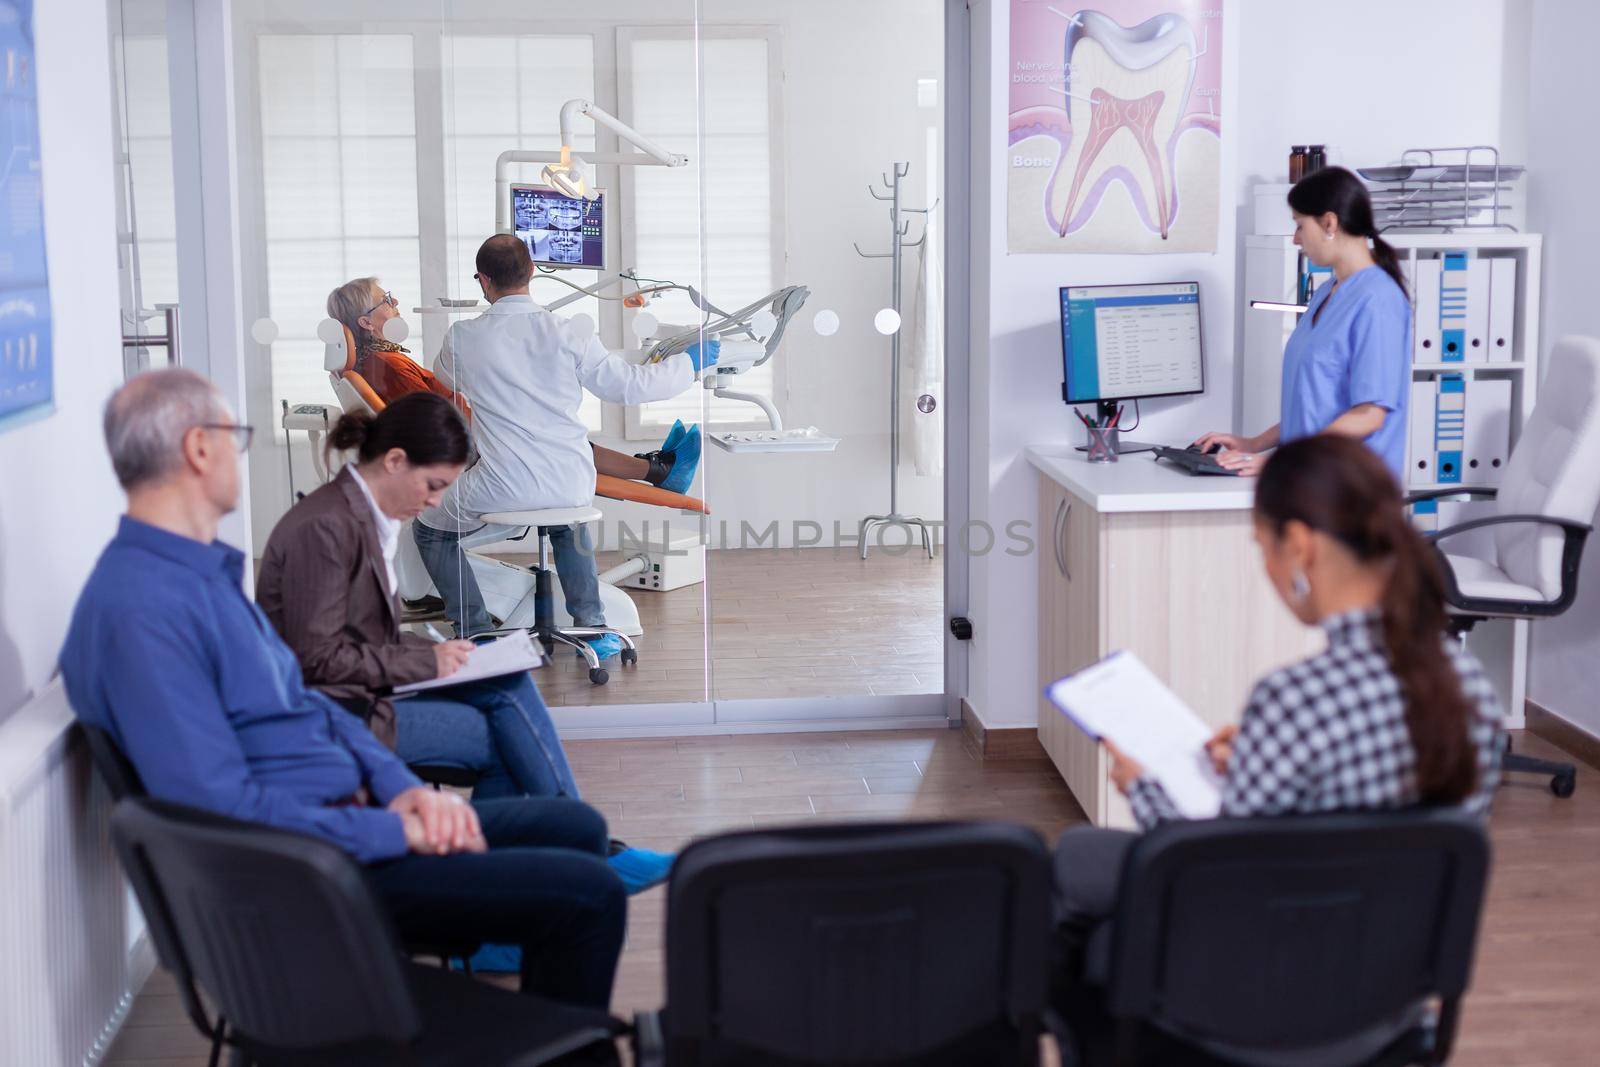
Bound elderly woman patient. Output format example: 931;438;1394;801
256;391;672;896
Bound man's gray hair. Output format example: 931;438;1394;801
104;368;230;490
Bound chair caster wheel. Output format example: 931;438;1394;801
620;649;638;666
1552;772;1576;798
589;667;609;686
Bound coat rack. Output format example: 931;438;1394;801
854;162;938;560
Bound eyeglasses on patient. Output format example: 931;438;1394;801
364;290;398;316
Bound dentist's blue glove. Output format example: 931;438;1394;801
686;339;720;373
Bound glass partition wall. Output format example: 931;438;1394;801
235;1;949;729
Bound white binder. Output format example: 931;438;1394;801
1464;259;1491;362
1408;380;1436;487
1414;259;1442;362
1487;258;1517;361
1437;253;1470;363
1463;378;1513;483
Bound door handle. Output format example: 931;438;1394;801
1060;499;1072;581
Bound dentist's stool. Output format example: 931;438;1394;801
479;505;639;685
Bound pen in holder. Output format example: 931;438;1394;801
1085;425;1120;463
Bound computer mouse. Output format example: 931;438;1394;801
1186;441;1223;455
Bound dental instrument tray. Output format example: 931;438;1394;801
709;427;840;454
1357;146;1522;233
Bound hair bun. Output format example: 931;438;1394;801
325;411;372;454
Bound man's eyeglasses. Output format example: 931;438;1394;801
364;290;398;316
200;423;255;452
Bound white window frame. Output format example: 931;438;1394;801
615;24;788;440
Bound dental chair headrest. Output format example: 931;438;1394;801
324;324;356;374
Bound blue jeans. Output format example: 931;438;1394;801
366;796;624;1007
413;520;606;637
394;674;580;799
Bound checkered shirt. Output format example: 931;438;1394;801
1127;608;1503;829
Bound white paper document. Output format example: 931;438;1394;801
1046;651;1223;819
394;631;546;695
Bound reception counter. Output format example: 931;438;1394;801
1025;445;1325;828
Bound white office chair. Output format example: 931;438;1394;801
1411;335;1600;797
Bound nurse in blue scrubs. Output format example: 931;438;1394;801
1197;166;1412;479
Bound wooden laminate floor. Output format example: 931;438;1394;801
533;546;946;707
105;729;1600;1066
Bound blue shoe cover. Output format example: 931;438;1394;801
660;425;701;495
608;847;676;894
661;419;688;453
577;633;624;661
456;942;521;974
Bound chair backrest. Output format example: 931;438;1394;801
663;821;1052;1066
1496;335;1600;598
110;797;422;1051
1106;809;1489;1059
326;322;385;415
76;721;146;801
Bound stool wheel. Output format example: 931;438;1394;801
589;667;610;685
620;648;638;667
1552;771;1577;799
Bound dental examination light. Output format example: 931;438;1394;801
496;99;688;228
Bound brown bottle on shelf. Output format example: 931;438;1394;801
1290;145;1307;182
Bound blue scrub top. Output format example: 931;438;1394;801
1279;265;1412;478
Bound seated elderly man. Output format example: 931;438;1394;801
59;368;624;1009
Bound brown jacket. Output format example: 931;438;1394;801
256;468;437;748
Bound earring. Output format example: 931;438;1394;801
1290;571;1311;600
1324;230;1334;241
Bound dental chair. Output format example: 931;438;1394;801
318;323;709;684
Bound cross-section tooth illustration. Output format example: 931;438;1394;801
1052;11;1196;240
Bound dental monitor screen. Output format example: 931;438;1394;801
1059;282;1204;406
510;184;606;270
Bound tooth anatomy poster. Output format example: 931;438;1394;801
1009;0;1223;254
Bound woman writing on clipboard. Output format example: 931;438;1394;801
1197;167;1412;479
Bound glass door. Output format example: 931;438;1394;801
109;0;182;380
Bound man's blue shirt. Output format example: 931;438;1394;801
61;517;420;862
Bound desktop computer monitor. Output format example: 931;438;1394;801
509;184;606;270
1059;281;1204;423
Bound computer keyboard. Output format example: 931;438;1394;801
1152;445;1237;476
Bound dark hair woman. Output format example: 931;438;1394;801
1050;436;1501;1007
256;393;673;923
1195;166;1413;480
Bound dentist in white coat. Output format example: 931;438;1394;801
414;234;718;657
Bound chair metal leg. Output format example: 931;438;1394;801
1503;749;1577;798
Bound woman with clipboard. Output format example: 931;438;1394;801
1050;437;1502;999
256;392;673;898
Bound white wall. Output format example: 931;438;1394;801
1522;0;1600;736
967;0;1514;728
0;0;127;725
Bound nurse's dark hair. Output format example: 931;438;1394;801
325;391;471;468
1254;436;1478;804
1288;166;1408;300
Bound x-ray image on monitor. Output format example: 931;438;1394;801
510;185;605;270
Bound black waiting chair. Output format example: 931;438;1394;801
634;820;1055;1067
75;721;483;974
1408;335;1600;798
1057;810;1490;1067
110;796;625;1067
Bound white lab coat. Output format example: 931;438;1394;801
420;294;695;527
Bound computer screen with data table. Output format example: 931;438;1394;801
1059;282;1205;406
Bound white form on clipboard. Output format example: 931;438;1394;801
394;631;546;695
1045;651;1224;819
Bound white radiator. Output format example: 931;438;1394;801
0;679;147;1066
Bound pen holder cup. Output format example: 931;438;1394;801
1085;426;1120;463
